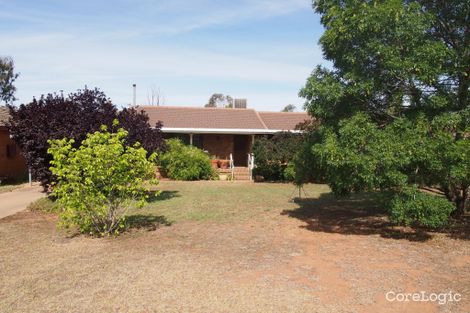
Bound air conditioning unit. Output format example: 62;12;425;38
234;99;247;109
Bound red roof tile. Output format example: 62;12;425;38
257;111;310;130
138;106;311;131
139;106;267;129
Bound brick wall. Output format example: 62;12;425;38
202;134;234;160
0;127;27;179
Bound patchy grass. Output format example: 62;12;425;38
0;183;24;194
139;181;331;223
27;197;58;213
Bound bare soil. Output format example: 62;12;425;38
0;182;468;313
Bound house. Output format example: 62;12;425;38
0;106;27;181
139;106;310;167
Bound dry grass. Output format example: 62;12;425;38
0;183;24;194
0;181;469;313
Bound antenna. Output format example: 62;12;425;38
132;84;136;106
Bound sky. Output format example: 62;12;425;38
0;0;326;111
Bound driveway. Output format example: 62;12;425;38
0;184;44;219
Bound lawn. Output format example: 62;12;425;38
140;181;331;223
0;181;469;313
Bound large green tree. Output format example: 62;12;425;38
300;0;470;217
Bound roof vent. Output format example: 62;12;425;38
234;99;247;109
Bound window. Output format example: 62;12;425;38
6;144;17;158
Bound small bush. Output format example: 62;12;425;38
48;124;157;236
283;162;296;181
159;139;216;181
389;187;455;228
252;132;302;181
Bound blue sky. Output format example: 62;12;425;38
1;0;326;110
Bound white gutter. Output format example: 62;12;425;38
160;127;302;135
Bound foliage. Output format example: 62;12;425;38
205;93;233;108
299;0;470;216
159;139;216;181
389;186;455;228
283;162;296;181
0;56;19;104
8;88;164;190
252;132;303;181
282;104;296;112
117;107;166;155
48;125;157;236
312;113;469;208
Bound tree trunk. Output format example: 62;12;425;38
448;185;469;218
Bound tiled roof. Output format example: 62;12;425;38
139;106;267;129
0;106;10;126
138;106;310;131
257;111;310;130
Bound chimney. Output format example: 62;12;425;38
234;98;247;109
132;84;136;106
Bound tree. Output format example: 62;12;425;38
48;124;157;236
8;88;165;190
282;104;296;112
117;107;166;155
0;56;19;104
205;93;233;108
299;0;470;219
146;87;165;106
8;88;116;188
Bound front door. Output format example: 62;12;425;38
233;135;249;166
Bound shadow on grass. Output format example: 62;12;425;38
444;216;470;240
147;190;180;203
126;214;172;231
282;193;436;242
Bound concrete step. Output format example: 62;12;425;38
218;167;251;180
234;174;251;179
218;168;250;173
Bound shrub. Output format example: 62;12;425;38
159;139;216;181
283;162;296;181
48;124;157;236
252;132;302;181
389;187;455;229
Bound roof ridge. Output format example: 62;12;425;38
258;111;309;114
135;105;257;112
254;110;268;130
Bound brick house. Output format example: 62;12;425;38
140;106;310;167
0;106;27;181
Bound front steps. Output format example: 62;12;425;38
218;167;252;181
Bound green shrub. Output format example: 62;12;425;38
48;124;157;236
159;139;216;181
252;132;302;181
283;162;296;181
389;187;455;228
